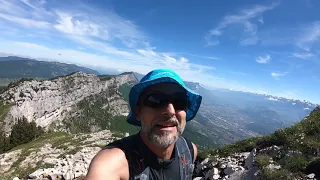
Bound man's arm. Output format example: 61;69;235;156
191;142;198;163
86;148;129;180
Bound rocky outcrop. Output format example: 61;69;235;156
0;129;117;179
27;147;100;180
0;72;138;134
193;150;255;180
0;150;22;174
193;146;318;180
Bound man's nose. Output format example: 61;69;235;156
161;103;176;117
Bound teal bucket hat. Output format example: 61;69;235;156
127;68;202;126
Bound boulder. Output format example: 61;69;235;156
224;167;235;175
193;177;203;180
28;168;45;179
244;148;256;169
228;170;246;180
209;174;220;180
307;173;315;179
267;164;281;170
306;159;320;179
213;167;219;175
205;169;215;179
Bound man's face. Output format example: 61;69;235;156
136;82;187;148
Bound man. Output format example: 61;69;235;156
86;69;202;180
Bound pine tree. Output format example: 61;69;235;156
0;129;5;153
2;116;45;153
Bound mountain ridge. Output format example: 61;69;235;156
0;56;99;80
0;72;138;136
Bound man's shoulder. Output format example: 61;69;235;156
104;134;139;151
86;147;129;179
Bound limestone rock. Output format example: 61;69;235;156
267;164;281;170
0;149;22;174
224;167;235;175
0;72;138;134
211;174;220;180
307;173;315;179
244;148;256;169
193;177;203;180
213;167;219;175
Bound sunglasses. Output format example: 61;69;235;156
142;92;188;110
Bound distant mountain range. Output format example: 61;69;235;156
0;56;99;79
186;82;317;137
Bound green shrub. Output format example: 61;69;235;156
258;168;294;180
98;75;115;81
256;155;272;168
279;155;308;172
201;136;262;157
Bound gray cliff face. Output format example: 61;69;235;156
0;72;138;134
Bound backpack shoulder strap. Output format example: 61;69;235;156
183;137;194;162
176;136;195;180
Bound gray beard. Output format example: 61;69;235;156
141;116;185;148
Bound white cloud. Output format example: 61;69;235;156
0;0;210;78
0;13;50;28
180;57;188;63
205;35;220;46
271;72;287;79
0;40;216;81
229;71;247;76
0;0;29;17
240;36;259;45
0;0;147;50
183;53;219;60
53;11;110;41
256;55;271;64
296;21;320;51
291;52;314;59
258;17;264;24
206;2;278;46
260;21;320;52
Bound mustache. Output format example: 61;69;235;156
152;116;179;127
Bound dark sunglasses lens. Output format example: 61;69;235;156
172;94;187;110
144;92;187;110
144;93;166;108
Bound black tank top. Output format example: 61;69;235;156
103;132;194;180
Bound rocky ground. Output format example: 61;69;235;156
193;145;318;180
0;130;119;180
1;130;318;180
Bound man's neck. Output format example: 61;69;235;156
139;132;175;160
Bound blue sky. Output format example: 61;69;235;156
0;0;319;104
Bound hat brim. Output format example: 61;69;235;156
127;77;202;126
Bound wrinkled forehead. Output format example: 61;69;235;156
142;82;185;95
